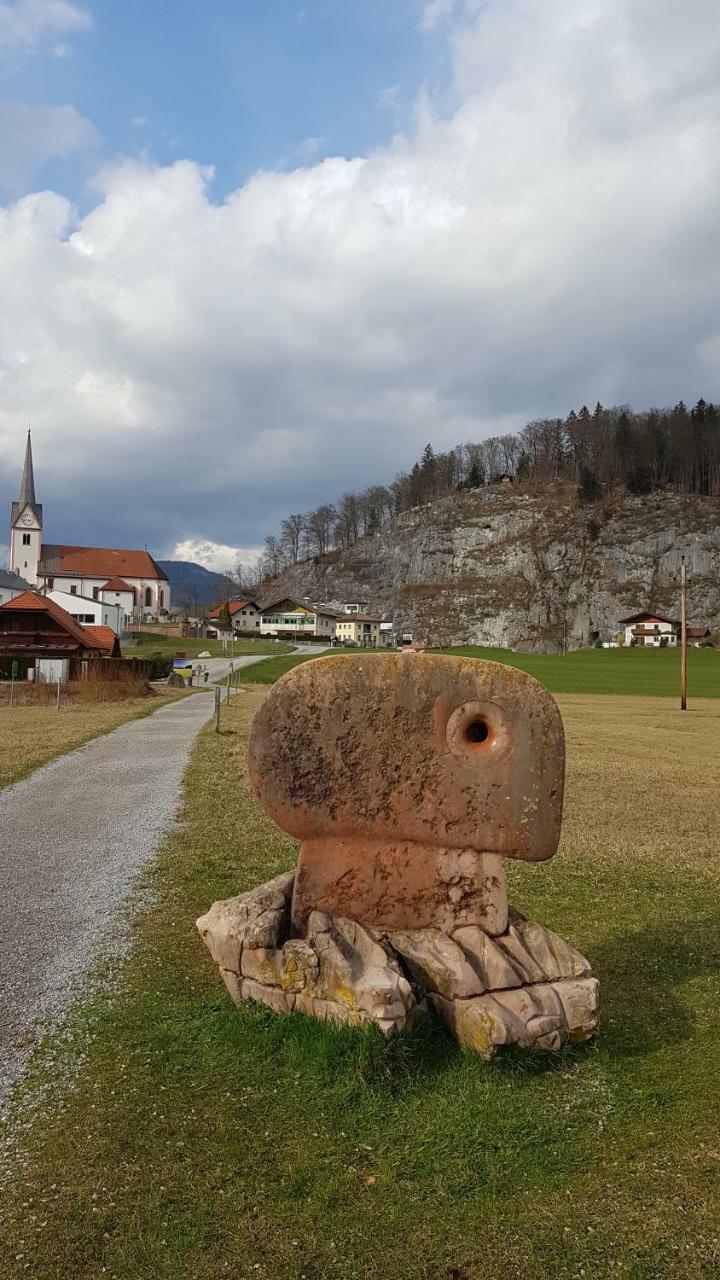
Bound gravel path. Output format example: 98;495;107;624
0;692;214;1105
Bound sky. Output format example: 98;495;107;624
1;0;719;573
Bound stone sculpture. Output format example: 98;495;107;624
197;653;599;1058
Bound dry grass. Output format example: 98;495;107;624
2;692;720;1278
0;688;193;790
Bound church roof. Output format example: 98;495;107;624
20;430;36;505
10;430;43;528
39;545;168;582
0;591;107;651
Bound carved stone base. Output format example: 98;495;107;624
197;872;599;1058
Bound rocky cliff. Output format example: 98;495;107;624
267;488;720;650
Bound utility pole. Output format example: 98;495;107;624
680;557;687;711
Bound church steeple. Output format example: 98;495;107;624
19;429;36;506
10;427;42;584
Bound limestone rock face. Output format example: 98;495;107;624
262;487;720;651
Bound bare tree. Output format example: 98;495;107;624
305;503;336;556
280;513;306;564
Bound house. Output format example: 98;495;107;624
9;431;169;622
260;597;340;639
0;568;33;605
42;586;124;635
618;612;680;647
687;626;713;647
0;589;120;681
335;614;383;647
205;598;262;638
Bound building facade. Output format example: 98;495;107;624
205;598;262;638
619;612;680;647
334;615;383;647
9;432;169;622
260;598;339;638
44;587;124;635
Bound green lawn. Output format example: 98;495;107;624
2;690;720;1278
239;644;720;698
122;632;293;660
437;644;720;697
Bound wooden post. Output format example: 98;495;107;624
226;661;233;704
214;685;221;732
9;671;15;707
56;675;61;710
680;557;687;711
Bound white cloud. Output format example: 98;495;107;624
1;0;719;558
0;103;99;197
420;0;458;32
0;0;91;49
168;540;263;574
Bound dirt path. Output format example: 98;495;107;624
0;692;214;1104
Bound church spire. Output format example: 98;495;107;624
19;428;36;506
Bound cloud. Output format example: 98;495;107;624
0;103;99;197
419;0;458;32
0;0;91;49
168;540;264;574
1;0;719;560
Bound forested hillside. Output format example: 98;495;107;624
248;399;718;583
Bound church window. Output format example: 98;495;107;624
144;587;152;607
159;590;164;608
22;533;31;545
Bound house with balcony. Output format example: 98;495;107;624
260;597;340;639
334;614;384;647
619;612;680;646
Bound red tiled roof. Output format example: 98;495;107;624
0;590;106;651
39;544;167;581
83;625;120;655
206;599;258;619
101;576;134;592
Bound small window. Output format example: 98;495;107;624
93;587;99;600
70;585;77;595
47;577;54;589
22;533;31;545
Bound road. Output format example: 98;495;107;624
0;692;214;1104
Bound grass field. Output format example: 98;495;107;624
123;633;293;660
2;689;719;1278
236;644;720;697
0;689;192;790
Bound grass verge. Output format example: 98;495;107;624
123;634;293;660
1;692;719;1278
0;689;193;790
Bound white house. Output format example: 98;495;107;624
260;597;340;639
43;586;124;635
619;612;679;647
0;568;33;605
205;598;262;638
9;432;169;622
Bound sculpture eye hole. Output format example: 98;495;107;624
465;718;489;744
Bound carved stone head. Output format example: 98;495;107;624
248;653;565;935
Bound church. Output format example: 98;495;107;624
9;433;170;626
